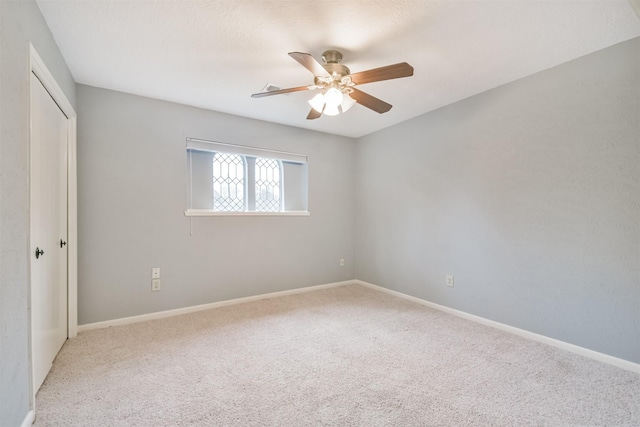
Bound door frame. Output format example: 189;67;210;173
28;44;77;397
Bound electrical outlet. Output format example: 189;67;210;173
446;275;454;288
151;279;161;291
152;267;160;279
340;258;345;267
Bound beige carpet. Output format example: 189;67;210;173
34;284;640;426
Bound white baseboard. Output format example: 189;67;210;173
78;280;355;332
355;280;640;374
77;278;639;374
21;410;34;427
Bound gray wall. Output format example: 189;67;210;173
77;85;356;324
0;1;76;425
355;38;640;363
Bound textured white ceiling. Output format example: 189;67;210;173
36;0;640;138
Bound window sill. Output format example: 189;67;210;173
185;209;310;217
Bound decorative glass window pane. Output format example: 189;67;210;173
213;152;245;211
255;158;281;212
188;138;307;215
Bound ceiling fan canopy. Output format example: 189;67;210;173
251;50;414;120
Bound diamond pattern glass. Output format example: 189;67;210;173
255;158;281;212
213;153;245;211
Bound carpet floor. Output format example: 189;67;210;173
34;284;640;426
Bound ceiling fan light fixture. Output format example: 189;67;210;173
323;103;340;116
340;94;356;113
324;87;344;109
308;93;325;113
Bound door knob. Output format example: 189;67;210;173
35;247;44;259
60;239;67;248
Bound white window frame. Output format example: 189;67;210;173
185;138;309;216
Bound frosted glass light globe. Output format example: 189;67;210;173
341;95;356;112
323;104;340;116
324;87;344;109
308;93;325;113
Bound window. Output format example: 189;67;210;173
186;138;308;216
254;157;281;212
213;152;245;211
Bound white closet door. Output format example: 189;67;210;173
30;72;68;392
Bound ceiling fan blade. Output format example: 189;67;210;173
350;88;392;114
288;52;331;78
349;62;414;85
306;108;322;120
251;85;314;98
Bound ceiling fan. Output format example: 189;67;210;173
251;50;414;120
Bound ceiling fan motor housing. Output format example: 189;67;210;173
317;50;352;89
324;63;350;77
322;50;343;64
